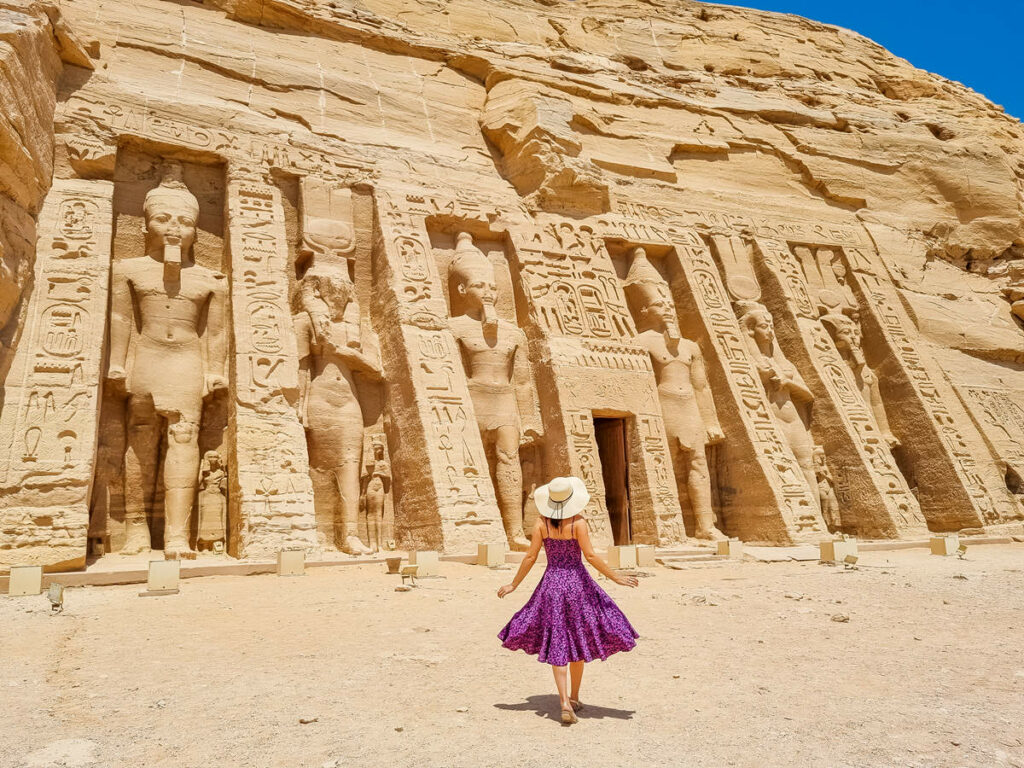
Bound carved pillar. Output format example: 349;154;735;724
669;230;826;543
0;179;114;570
753;238;927;538
373;193;505;551
507;225;684;548
224;168;317;557
849;250;1018;530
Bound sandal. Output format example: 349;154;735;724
570;699;584;712
560;707;578;725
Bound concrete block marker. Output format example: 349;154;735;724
930;534;959;556
717;539;743;559
8;565;43;596
636;544;657;567
409;550;439;576
820;538;858;563
477;543;506;567
607;545;637;569
139;560;180;597
277;549;305;576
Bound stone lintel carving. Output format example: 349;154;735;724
225;167;317;557
667;230;825;543
848;251;1018;529
0;178;114;571
752;238;927;538
374;192;505;551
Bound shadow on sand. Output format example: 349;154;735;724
494;695;635;722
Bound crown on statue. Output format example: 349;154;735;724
144;163;200;221
624;247;670;310
449;231;494;285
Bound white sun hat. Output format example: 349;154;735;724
534;476;590;520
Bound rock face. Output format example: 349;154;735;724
1;0;1022;570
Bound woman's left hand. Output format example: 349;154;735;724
497;584;515;598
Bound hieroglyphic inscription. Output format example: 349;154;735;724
0;179;114;567
611;202;869;246
512;223;635;345
226;169;317;555
637;413;685;544
564;409;610;539
955;386;1024;502
60;99;373;182
755;238;924;535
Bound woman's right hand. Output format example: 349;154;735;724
613;573;639;588
497;583;516;598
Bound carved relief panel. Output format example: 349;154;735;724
851;260;1019;529
373;191;505;552
0;178;115;570
752;238;926;537
226;166;317;557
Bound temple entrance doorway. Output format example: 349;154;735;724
593;417;631;545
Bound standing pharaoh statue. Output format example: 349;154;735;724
294;260;381;555
625;248;725;540
737;301;819;506
106;165;227;558
448;232;531;551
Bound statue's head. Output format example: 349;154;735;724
813;445;827;468
624;247;678;337
822;312;863;364
144;164;199;277
737;301;775;346
299;263;353;322
450;232;497;328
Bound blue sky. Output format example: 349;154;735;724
733;1;1023;120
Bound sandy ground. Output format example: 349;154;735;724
2;544;1023;768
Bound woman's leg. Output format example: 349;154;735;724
552;665;571;711
569;661;584;705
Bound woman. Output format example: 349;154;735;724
497;476;639;725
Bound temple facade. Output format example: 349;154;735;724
2;0;1023;570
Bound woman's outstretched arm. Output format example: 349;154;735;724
576;519;639;588
497;517;544;598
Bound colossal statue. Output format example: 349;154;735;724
625;247;725;540
448;231;531;551
294;260;381;555
105;165;227;558
737;301;819;507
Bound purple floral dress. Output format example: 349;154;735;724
498;524;639;665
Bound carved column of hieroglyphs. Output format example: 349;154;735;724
225;168;318;557
850;251;1018;529
953;385;1024;506
669;229;826;543
0;179;114;570
753;238;926;538
507;221;685;547
374;191;504;551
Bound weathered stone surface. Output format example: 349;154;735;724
1;0;1022;569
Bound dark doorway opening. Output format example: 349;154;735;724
594;417;631;545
